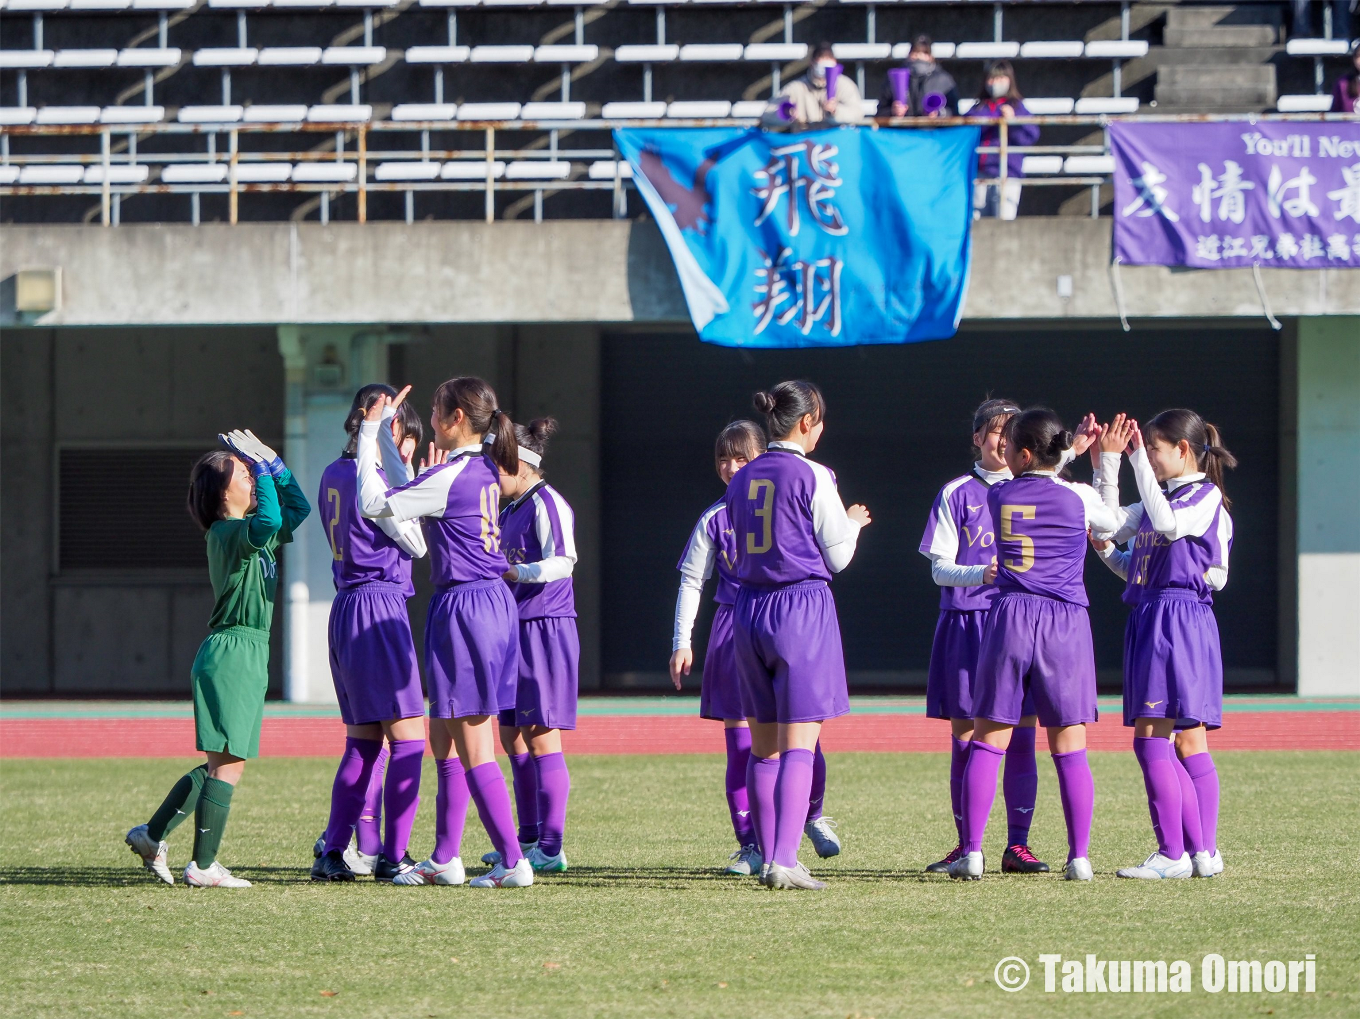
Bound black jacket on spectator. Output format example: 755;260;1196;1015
878;61;960;116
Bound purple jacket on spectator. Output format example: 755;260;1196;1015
1331;74;1358;114
966;98;1039;178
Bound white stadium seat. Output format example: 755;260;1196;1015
1277;94;1335;112
891;42;956;60
258;48;322;66
178;105;244;123
614;45;678;63
833;43;890;61
233;163;293;182
745;43;807;61
133;0;196;7
322;47;387;65
667;100;731;117
955;42;1021;60
101;105;165;123
272;0;335;7
0;51;55;69
336;0;399;6
36;106;100;123
375;161;442;181
1064;155;1116;174
730;100;767;118
958;98;976;113
193;48;259;67
1074;96;1139;114
442;161;507;179
1019;41;1085;59
242;104;308;121
418;0;479;6
6;0;70;9
390;103;457;120
1023;97;1076;115
0;107;38;125
307;105;373;122
0;166;21;184
116;49;182;68
161;164;230;183
520;102;587;119
587;160;632;180
1020;155;1064;174
208;0;268;8
53;50;118;68
292;163;359;182
470;46;535;63
458;102;522;119
71;0;131;9
1285;38;1353;56
600;101;666;118
405;46;470;64
19;165;85;184
505;160;571;180
84;164;150;183
679;44;744;62
1084;40;1149;59
535;45;599;63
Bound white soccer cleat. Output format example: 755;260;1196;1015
947;850;985;881
393;856;465;886
481;840;537;866
526;846;568;873
1117;851;1192;880
343;844;377;877
1064;856;1094;881
1192;849;1223;878
125;825;173;885
758;861;772;884
726;844;762;876
469;857;534;888
183;860;252;888
764;861;826;890
804;816;842;858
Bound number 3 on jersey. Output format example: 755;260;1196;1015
999;504;1036;573
479;483;501;553
747;479;775;554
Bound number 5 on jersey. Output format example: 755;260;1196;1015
747;479;775;554
1000;504;1036;573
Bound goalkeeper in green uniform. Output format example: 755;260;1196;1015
126;429;310;888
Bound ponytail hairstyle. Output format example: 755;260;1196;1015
432;376;518;475
514;416;558;477
1144;408;1238;509
342;383;399;458
753;380;824;441
715;419;766;468
970;396;1022;459
1003;407;1073;472
187;450;237;532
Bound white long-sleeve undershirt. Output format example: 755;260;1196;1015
504;485;577;584
768;441;862;574
356;416;427;558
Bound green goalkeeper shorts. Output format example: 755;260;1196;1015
191;625;270;759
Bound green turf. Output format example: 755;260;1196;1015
1;752;1356;1018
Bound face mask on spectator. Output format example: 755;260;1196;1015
910;57;934;75
988;77;1010;98
811;60;835;84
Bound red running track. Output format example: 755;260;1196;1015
2;711;1357;758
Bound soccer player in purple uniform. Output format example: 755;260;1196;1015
949;408;1115;882
727;382;871;891
358;378;532;888
919;398;1048;875
489;417;580;875
1089;410;1235;880
310;385;433;883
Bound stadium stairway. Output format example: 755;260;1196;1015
1153;4;1282;112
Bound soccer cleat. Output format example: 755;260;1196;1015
469;857;534;888
481;840;537;866
393;856;466;886
310;849;356;882
526;846;568;873
312;834;325;859
1063;857;1094;881
125;825;174;885
947;850;985;881
758;862;772;884
803;816;841;858
765;861;826;890
343;844;377;877
373;853;419;883
925;844;963;874
1117;851;1192;880
1002;844;1051;873
183;861;251;888
726;844;762;876
1204;849;1224;876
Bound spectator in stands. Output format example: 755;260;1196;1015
1330;41;1360;113
965;60;1038;221
879;34;959;118
1291;1;1355;41
762;42;865;129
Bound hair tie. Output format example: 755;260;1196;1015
1202;442;1210;453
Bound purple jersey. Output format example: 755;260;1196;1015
1120;482;1233;606
499;481;577;619
385;448;510;587
989;473;1119;607
677;500;740;605
919;471;1004;611
318;457;414;596
725;444;861;588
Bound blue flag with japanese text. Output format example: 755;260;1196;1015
613;126;979;347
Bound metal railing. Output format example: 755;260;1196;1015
0;113;1354;225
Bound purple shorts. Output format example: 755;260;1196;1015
498;616;580;731
974;592;1098;728
424;578;519;720
328;583;424;725
733;580;850;726
1123;589;1223;729
926;608;1035;721
700;602;744;721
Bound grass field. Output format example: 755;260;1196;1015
1;751;1356;1019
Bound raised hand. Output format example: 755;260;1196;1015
1127;420;1144;451
1072;412;1100;456
220;430;266;465
1100;413;1134;455
848;504;872;527
419;443;449;472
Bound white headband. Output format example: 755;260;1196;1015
518;446;542;468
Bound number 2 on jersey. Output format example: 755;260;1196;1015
479;483;501;553
999;504;1036;573
746;479;775;554
326;487;343;561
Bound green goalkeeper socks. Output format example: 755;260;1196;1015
146;764;208;841
191;777;235;868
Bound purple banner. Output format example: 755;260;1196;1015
1111;121;1360;269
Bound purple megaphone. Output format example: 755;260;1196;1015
888;67;909;107
824;62;843;100
777;97;796;121
923;91;947;115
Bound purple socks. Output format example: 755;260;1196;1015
432;757;470;865
1172;753;1204;854
1052;748;1094;862
1133;737;1184;859
1182;751;1219;855
382;739;425;861
723;728;754;845
466;761;522;868
806;741;827;823
772;748;814;868
508;751;539;845
355;743;389;857
534;752;571;857
746;754;779;861
1004;726;1039;847
949;736;970;844
322;737;384;853
960;741;1004;853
